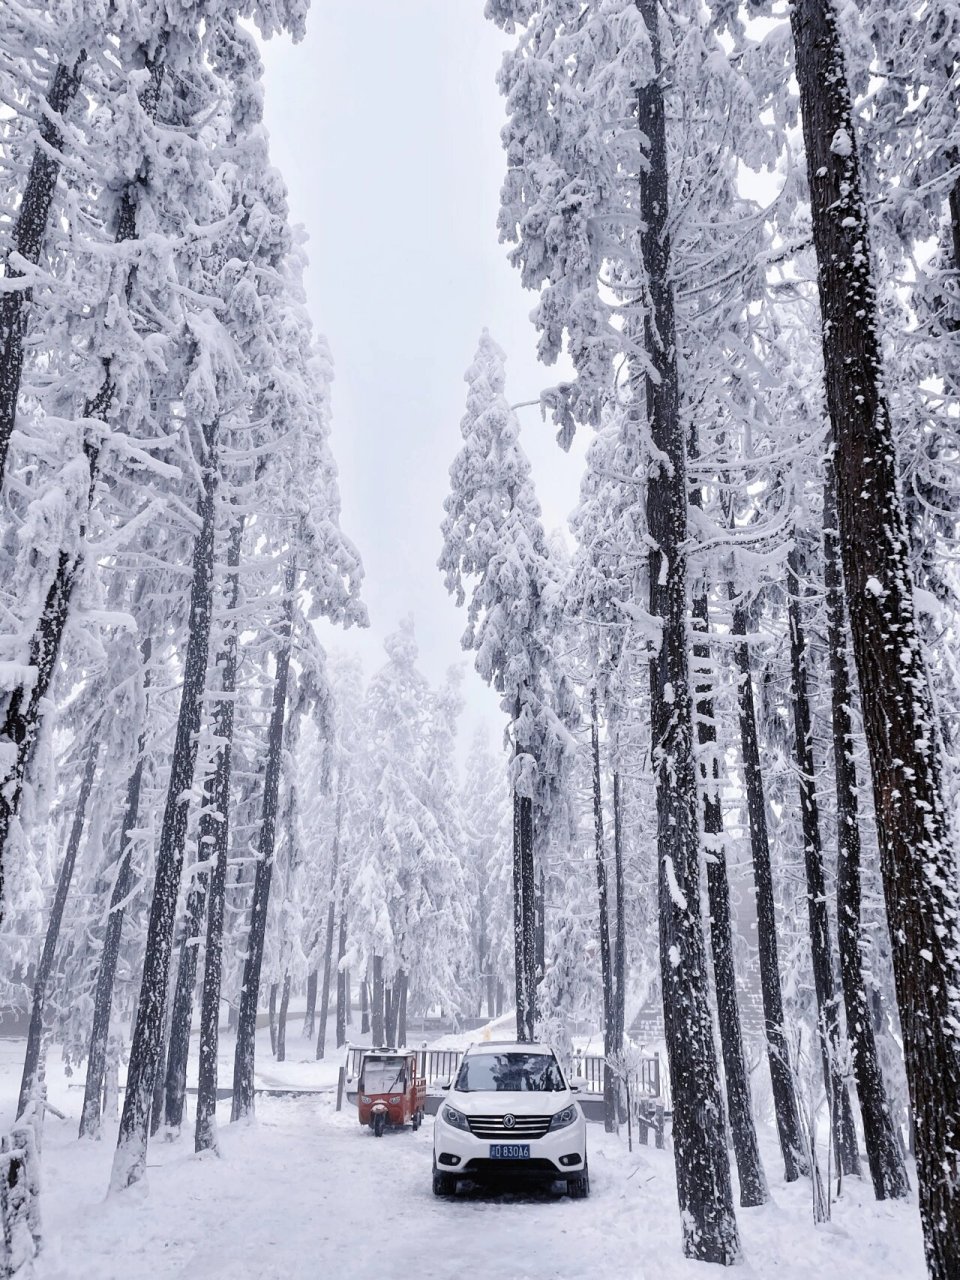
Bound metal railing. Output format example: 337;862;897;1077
344;1045;662;1099
573;1051;662;1100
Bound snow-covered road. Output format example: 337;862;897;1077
32;1090;926;1280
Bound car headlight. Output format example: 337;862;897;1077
549;1105;578;1132
441;1105;470;1131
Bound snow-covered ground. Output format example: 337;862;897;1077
0;1034;928;1280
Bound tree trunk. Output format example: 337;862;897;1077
268;983;278;1057
729;599;807;1181
513;784;536;1042
0;50;166;927
589;688;617;1134
636;1;739;1260
823;469;909;1200
360;978;369;1035
303;970;318;1040
0;54;86;486
397;970;408;1047
690;590;767;1207
786;544;861;1179
162;870;209;1132
277;973;290;1063
335;908;348;1049
111;418;218;1190
230;564;296;1122
316;768;345;1059
194;513;243;1152
371;957;385;1045
80;643;151;1140
535;865;545;988
792;7;960;1263
150;977;176;1138
612;759;626;1056
477;881;491;1018
385;983;398;1047
18;732;100;1117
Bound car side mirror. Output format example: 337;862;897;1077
571;1075;587;1091
440;1078;452;1091
570;1084;580;1093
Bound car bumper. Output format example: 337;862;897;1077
433;1116;587;1182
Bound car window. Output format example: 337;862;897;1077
454;1052;565;1092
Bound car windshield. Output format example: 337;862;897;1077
454;1052;566;1093
361;1060;406;1093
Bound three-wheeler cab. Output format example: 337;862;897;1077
357;1050;426;1137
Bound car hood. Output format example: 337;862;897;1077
444;1091;574;1117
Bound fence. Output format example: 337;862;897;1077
572;1051;661;1100
343;1046;663;1100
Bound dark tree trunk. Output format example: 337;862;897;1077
335;908;348;1049
194;514;243;1154
277;973;290;1063
823;470;909;1200
589;688;617;1134
729;600;807;1181
397;970;408;1048
635;1;739;1260
384;986;395;1045
316;768;345;1059
0;50;166;927
112;419;218;1190
0;55;86;486
80;643;151;1139
303;970;318;1040
786;544;861;1179
690;590;767;1207
512;783;536;1042
612;760;626;1055
18;733;100;1117
535;865;545;988
496;980;504;1018
477;881;492;1018
230;563;295;1122
386;982;399;1046
360;979;369;1035
150;979;176;1138
268;983;278;1057
163;870;209;1132
371;957;385;1045
791;8;960;1265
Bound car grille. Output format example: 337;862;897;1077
466;1114;552;1140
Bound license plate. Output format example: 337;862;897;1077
489;1144;530;1160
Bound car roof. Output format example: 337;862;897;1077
463;1041;556;1056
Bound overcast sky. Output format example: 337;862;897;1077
259;2;585;742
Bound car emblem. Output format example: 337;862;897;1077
503;1114;516;1129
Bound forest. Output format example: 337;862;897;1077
0;1;958;1278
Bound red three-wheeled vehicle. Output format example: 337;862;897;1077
357;1050;426;1137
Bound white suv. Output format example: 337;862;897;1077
432;1042;589;1198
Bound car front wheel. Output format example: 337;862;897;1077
567;1162;590;1199
432;1163;457;1197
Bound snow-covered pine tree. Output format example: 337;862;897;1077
787;2;960;1270
487;0;742;1255
440;331;577;1043
460;728;512;1018
0;2;87;485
